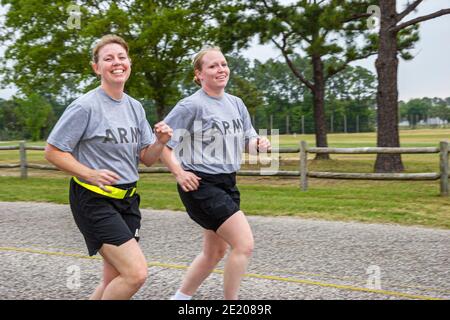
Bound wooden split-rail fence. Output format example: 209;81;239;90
0;141;448;196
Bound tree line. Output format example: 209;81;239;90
1;53;380;140
1;0;449;172
400;97;450;128
2;57;449;139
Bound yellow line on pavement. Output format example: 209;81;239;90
260;268;450;296
243;273;443;300
0;246;444;300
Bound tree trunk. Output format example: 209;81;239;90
312;54;330;160
145;72;166;121
374;1;404;172
155;98;166;121
153;83;167;121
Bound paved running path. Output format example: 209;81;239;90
0;202;449;300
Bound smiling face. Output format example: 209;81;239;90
195;50;230;92
92;43;131;87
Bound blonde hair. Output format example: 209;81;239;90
92;35;129;63
192;46;223;86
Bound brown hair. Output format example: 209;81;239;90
192;46;222;86
92;35;129;63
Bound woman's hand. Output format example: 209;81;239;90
85;169;121;192
45;143;120;192
257;137;271;152
154;121;173;145
176;170;201;192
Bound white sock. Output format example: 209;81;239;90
170;290;192;300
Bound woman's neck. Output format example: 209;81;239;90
101;82;124;100
201;85;225;98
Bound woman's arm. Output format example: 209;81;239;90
159;146;201;192
140;121;172;167
44;143;120;191
140;140;166;167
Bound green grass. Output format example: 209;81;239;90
0;174;448;229
279;128;450;148
0;129;449;229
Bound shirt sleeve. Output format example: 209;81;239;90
163;100;195;150
46;103;89;152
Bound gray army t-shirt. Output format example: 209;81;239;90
164;89;258;174
47;87;155;184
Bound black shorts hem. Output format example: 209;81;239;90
88;235;138;257
177;171;241;231
210;209;240;232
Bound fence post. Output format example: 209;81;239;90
440;141;449;196
19;141;28;179
300;141;308;191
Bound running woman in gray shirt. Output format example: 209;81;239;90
161;46;270;300
45;35;172;300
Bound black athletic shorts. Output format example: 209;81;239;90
177;170;240;232
69;178;141;256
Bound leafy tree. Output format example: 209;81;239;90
399;98;430;128
15;93;54;141
0;98;23;140
221;55;265;117
429;103;450;124
214;0;378;158
251;56;309;133
400;97;450;127
0;0;216;120
227;54;376;134
327;65;376;132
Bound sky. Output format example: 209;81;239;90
1;0;449;102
